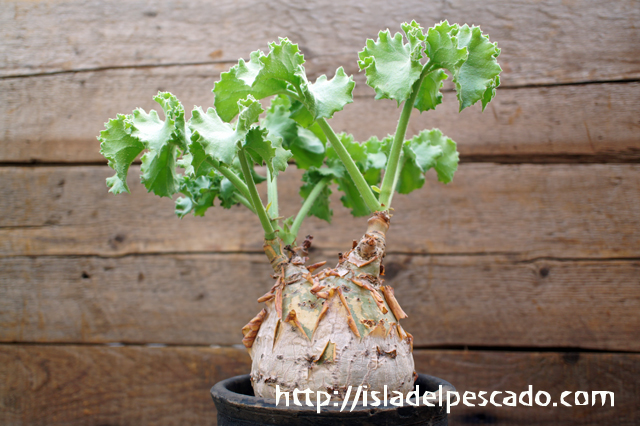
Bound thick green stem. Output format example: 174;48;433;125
213;163;251;202
266;168;279;222
379;64;433;209
237;145;277;240
386;152;405;209
290;176;332;240
316;117;381;212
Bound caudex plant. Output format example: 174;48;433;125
99;20;501;399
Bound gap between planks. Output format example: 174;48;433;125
2;342;638;355
2;250;640;262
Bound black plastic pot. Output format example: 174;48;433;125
211;373;455;425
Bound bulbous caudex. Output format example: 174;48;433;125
242;212;415;399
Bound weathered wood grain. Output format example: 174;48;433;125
1;164;639;258
414;350;640;426
2;0;639;86
0;344;249;426
2;64;639;163
1;254;638;351
0;345;636;425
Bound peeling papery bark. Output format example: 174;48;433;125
245;213;416;399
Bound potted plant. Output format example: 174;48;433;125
98;20;500;425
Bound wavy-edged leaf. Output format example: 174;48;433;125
362;135;392;186
99;114;144;194
302;67;355;120
291;127;325;169
213;50;286;122
130;92;187;197
358;28;424;103
189;95;263;166
454;25;502;111
262;100;298;145
425;21;468;76
258;38;306;88
402;129;459;188
175;174;220;218
243;127;292;177
139;143;180;198
218;178;239;209
299;167;342;222
414;69;448;113
337;174;370;217
213;38;305;123
262;97;325;169
401;20;426;61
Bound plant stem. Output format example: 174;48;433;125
232;193;256;214
290;176;332;240
214;163;251;201
386;151;405;209
237;145;277;240
266;168;279;221
379;64;433;209
316;117;381;212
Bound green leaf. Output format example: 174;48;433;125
269;135;293;175
424;21;468;75
401;20;426;61
263;101;298;145
397;147;426;194
362;135;391;186
186;140;217;177
175;174;221;218
175;196;194;218
243;127;292;177
258;38;306;88
454;25;502;111
262;98;325;169
131;92;187;197
358;26;424;103
299;167;341;222
214;39;308;123
414;69;448;112
139;144;180;198
430;132;459;183
288;100;315;128
244;128;276;169
213;50;286;122
218;178;239;209
99;114;145;194
337;173;370;217
302;67;355;120
290;127;325;169
189;95;263;166
402;129;459;188
154;92;189;151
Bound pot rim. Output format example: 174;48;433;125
211;373;455;415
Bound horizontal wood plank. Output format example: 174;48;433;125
1;164;639;258
0;345;636;425
2;65;639;162
0;345;248;425
1;254;638;351
414;350;640;426
2;0;639;86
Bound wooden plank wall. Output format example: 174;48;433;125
1;0;639;424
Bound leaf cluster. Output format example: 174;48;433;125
98;21;501;238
